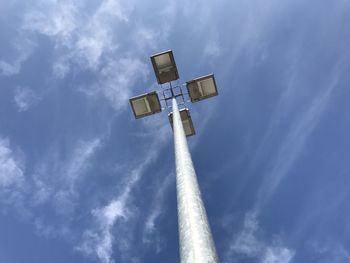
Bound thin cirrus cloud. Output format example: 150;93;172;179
225;212;294;263
31;138;102;218
23;0;127;71
22;0;134;70
20;0;153;112
142;172;174;253
1;1;182;262
13;86;40;112
78;199;129;263
225;40;342;263
4;0;349;262
77;137;167;263
0;137;29;219
0;137;24;188
0;136;103;237
0;37;35;76
253;64;342;211
0;52;29;76
53;139;103;216
309;241;350;263
216;1;350;262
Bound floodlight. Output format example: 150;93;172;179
186;74;218;102
129;91;161;119
168;108;195;137
131;51;220;261
151;50;179;84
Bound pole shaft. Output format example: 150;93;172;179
172;98;219;263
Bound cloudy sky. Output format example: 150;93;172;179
1;0;350;262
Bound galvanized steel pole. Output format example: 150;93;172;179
172;98;219;263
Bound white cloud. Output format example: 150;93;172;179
204;41;222;59
65;139;101;182
79;200;128;263
226;211;294;263
144;174;173;234
0;60;23;76
31;177;52;205
0;2;178;262
133;28;158;50
229;212;262;257
18;137;102;220
54;139;101;215
24;1;78;39
254;68;340;210
77;168;138;263
20;0;154;115
77;136;165;262
8;137;103;242
52;54;71;78
142;173;173;253
0;137;24;188
263;247;295;263
97;0;133;22
98;58;149;111
0;38;34;76
0;137;30;219
310;241;350;263
9;137;103;242
24;0;133;73
14;86;40;112
0;0;228;261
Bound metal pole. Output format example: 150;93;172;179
172;98;219;263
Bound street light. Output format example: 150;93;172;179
129;91;161;119
151;50;179;84
186;74;218;102
130;50;220;263
168;108;196;137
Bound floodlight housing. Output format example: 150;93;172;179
151;50;179;84
129;91;161;119
186;74;218;102
168;108;195;137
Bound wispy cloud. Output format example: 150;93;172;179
23;1;78;40
225;211;294;263
203;41;222;60
254;67;340;210
0;137;30;219
142;173;174;253
79;200;129;263
228;212;262;258
33;138;102;216
0;56;26;76
97;57;149;111
13;86;40;112
20;0;155;114
0;136;102;237
0;137;24;188
220;70;340;263
0;1;179;262
262;247;295;263
0;38;34;76
310;241;350;263
77;138;165;263
23;0;133;72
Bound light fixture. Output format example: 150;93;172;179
151;50;179;84
168;108;195;137
186;74;218;102
129;91;161;119
130;50;220;262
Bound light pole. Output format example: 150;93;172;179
130;50;219;263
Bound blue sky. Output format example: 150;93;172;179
1;0;350;262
